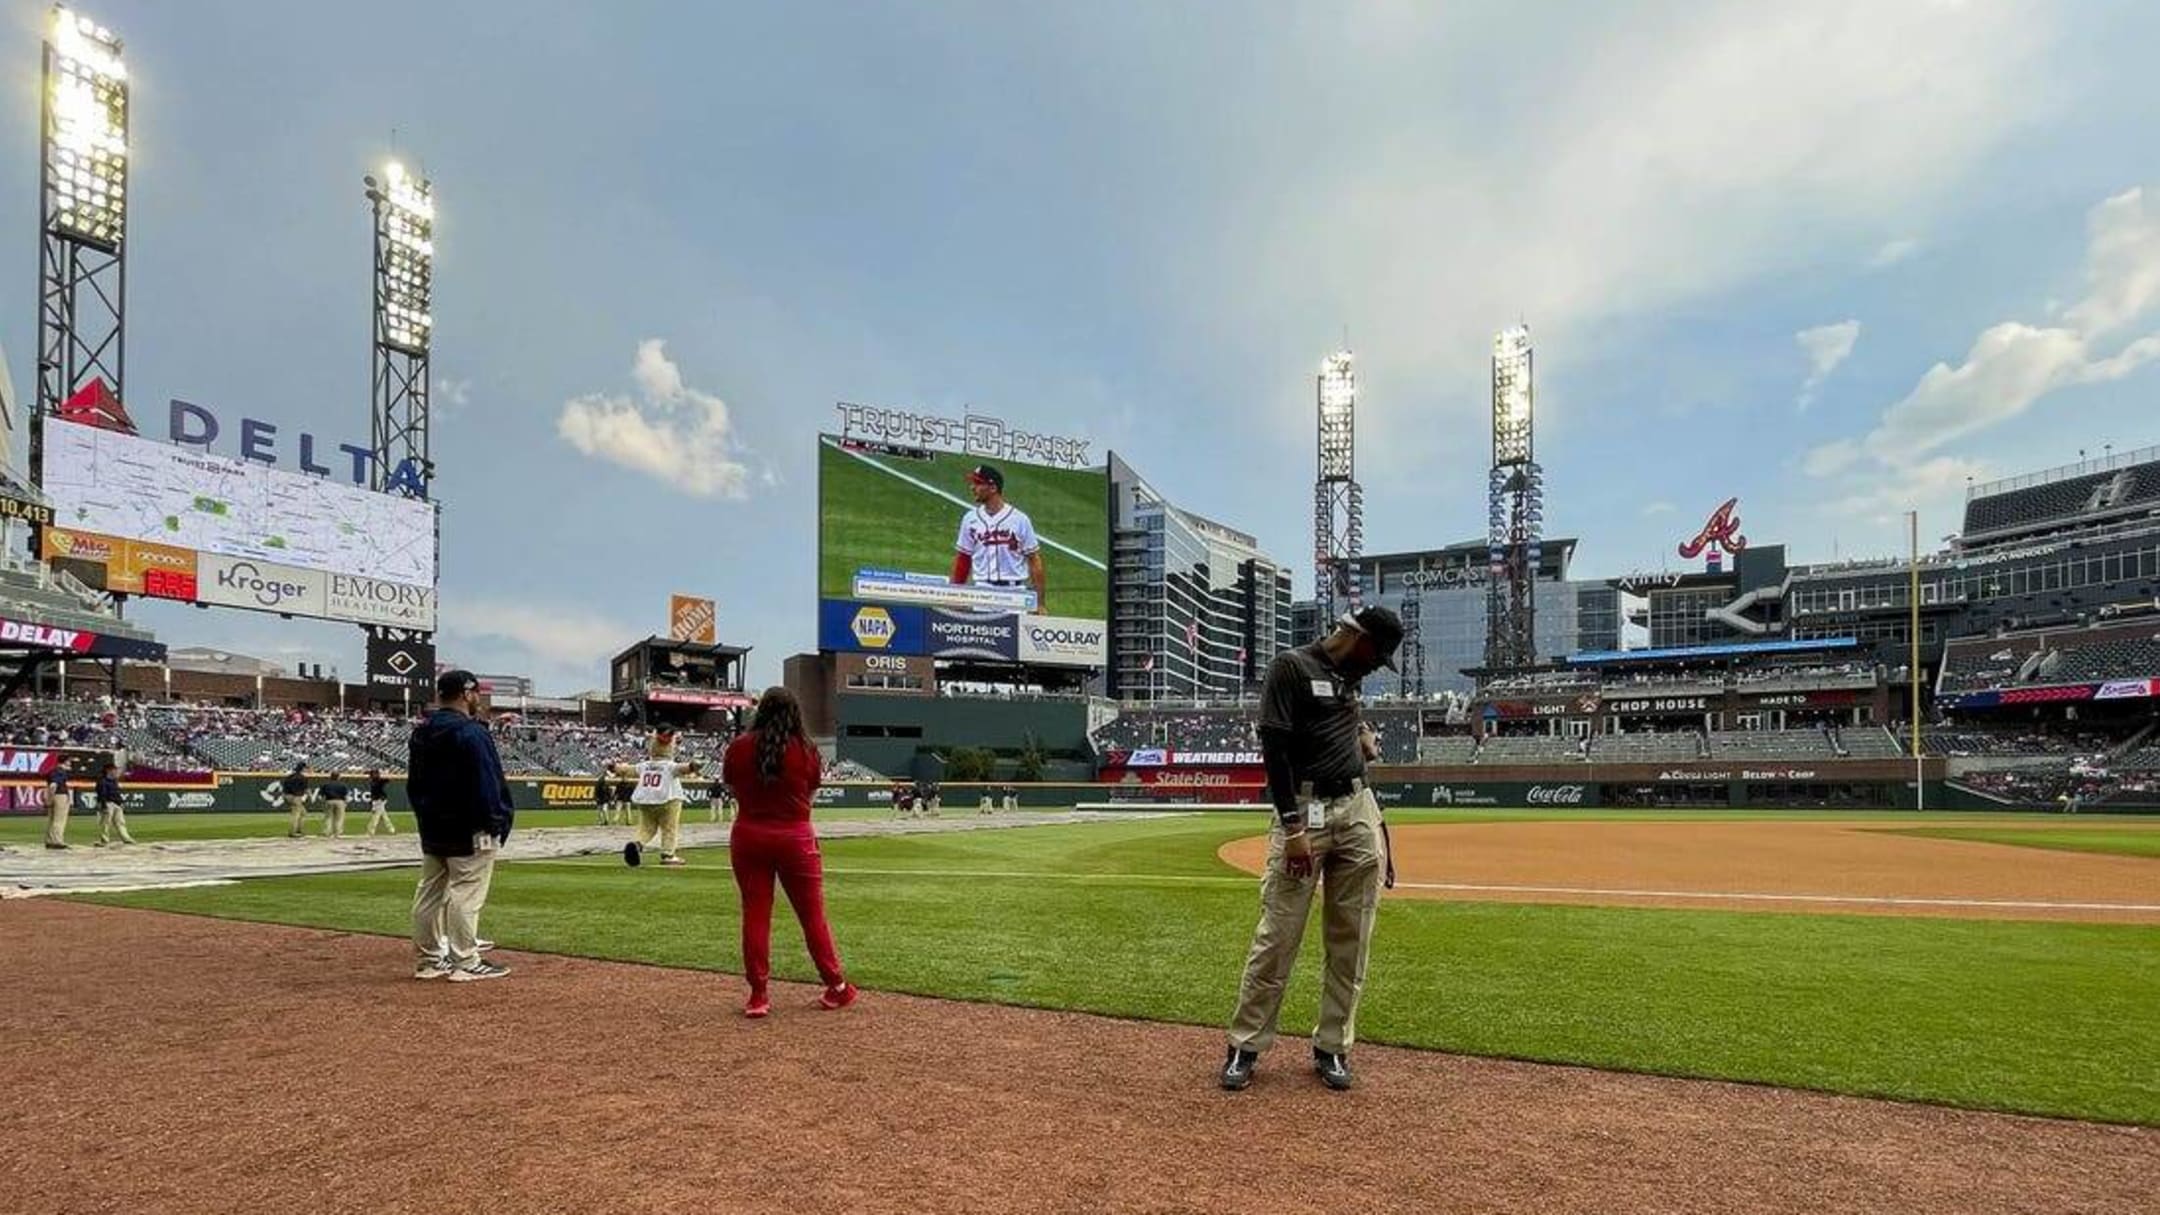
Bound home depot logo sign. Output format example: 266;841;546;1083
669;595;716;644
1678;497;1748;571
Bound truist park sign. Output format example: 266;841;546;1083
835;402;1093;469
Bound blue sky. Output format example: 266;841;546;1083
2;1;2158;692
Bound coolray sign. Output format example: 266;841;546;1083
1017;615;1108;667
198;555;327;616
1607;696;1708;714
1526;784;1587;805
167;399;429;496
0;620;93;651
328;572;436;629
834;405;1094;469
926;611;1019;662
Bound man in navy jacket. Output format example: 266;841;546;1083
408;670;515;982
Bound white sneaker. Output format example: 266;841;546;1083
448;960;510;982
413;956;453;980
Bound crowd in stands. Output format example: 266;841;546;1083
1939;626;2160;694
1093;705;1425;763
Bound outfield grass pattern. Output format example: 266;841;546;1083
1888;826;2160;859
83;812;2160;1125
817;437;1108;621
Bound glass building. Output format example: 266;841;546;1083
1108;454;1294;700
1334;541;1612;695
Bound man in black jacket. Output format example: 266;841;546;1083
281;763;312;838
318;774;352;840
95;760;135;846
408;670;514;982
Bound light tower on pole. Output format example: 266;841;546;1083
1485;325;1542;670
33;6;130;483
1313;350;1364;626
363;160;436;697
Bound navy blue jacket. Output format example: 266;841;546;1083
96;773;121;805
407;709;515;858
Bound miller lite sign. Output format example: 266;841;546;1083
1679;497;1748;573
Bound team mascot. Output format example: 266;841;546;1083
615;727;700;868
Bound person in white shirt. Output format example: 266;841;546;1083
614;728;701;868
950;464;1046;613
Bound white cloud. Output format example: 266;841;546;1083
1864;322;2160;462
2062;187;2160;338
438;595;637;678
1802;438;1863;478
1795;319;1861;408
434;377;473;409
1869;238;1920;268
557;339;753;498
1825;453;1990;527
1640;500;1676;517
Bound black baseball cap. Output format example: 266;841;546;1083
437;669;480;700
966;464;1005;491
1338;606;1405;671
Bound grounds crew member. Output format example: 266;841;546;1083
596;769;618;826
365;769;396;836
409;670;513;982
1221;606;1402;1093
319;774;353;840
95;760;135;846
281;763;312;838
43;764;73;849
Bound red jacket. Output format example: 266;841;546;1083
722;732;823;824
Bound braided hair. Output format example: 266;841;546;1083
750;686;806;784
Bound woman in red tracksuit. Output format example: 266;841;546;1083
722;686;857;1019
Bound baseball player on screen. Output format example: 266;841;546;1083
950;464;1046;613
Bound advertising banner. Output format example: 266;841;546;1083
2094;678;2157;701
197;554;328;617
926;610;1019;661
669;594;717;644
0;492;54;527
819;598;929;655
366;630;436;694
1016;614;1108;667
328;572;437;629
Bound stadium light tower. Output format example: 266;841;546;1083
32;6;130;485
365;160;433;495
1485;324;1542;670
1313;350;1364;624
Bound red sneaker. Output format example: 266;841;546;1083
744;992;771;1019
817;982;859;1011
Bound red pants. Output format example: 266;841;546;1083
729;822;845;993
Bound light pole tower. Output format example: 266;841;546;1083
1485;325;1542;670
33;6;130;483
1313;350;1364;625
364;160;436;689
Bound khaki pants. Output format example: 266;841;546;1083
633;799;682;856
925;795;941;818
1227;786;1388;1056
97;799;135;845
367;798;395;835
285;796;309;837
44;790;72;847
978;794;993;815
1003;794;1017;813
322;799;348;839
413;835;498;966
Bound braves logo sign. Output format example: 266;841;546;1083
1678;497;1748;569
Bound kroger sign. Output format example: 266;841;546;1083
168;400;428;498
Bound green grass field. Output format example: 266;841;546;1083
77;810;2160;1125
4;807;894;846
817;436;1108;621
1888;826;2160;859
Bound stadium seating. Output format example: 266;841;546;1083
1831;726;1904;759
1706;729;1840;760
1591;732;1702;762
1475;735;1587;763
1415;736;1479;763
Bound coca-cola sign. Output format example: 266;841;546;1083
1526;784;1587;805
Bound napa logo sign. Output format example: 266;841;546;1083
168;400;429;498
818;599;929;656
851;606;897;649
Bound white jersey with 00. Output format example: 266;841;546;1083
630;759;694;805
955;503;1039;585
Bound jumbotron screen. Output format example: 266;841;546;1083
817;433;1108;658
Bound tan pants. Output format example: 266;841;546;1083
925;796;941;818
979;794;994;815
285;796;309;837
1002;795;1017;813
633;799;682;856
322;799;348;839
367;798;394;835
45;790;72;847
97;799;135;845
413;836;497;966
1227;786;1387;1056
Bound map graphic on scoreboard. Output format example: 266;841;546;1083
44;418;436;588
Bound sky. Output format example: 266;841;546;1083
2;0;2158;694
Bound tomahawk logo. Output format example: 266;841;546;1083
1678;497;1748;571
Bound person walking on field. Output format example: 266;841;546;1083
94;761;135;846
318;774;352;840
43;764;74;849
595;771;617;827
1220;606;1403;1094
365;769;395;836
722;687;856;1019
281;763;312;838
408;670;514;982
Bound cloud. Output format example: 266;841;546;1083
557;339;753;498
2062;186;2160;338
1795;319;1861;408
1863;322;2160;461
1824;453;1991;526
1869;238;1920;268
434;377;472;409
1802;438;1863;478
438;595;638;685
1640;501;1676;517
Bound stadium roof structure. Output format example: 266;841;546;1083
1564;636;1859;666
